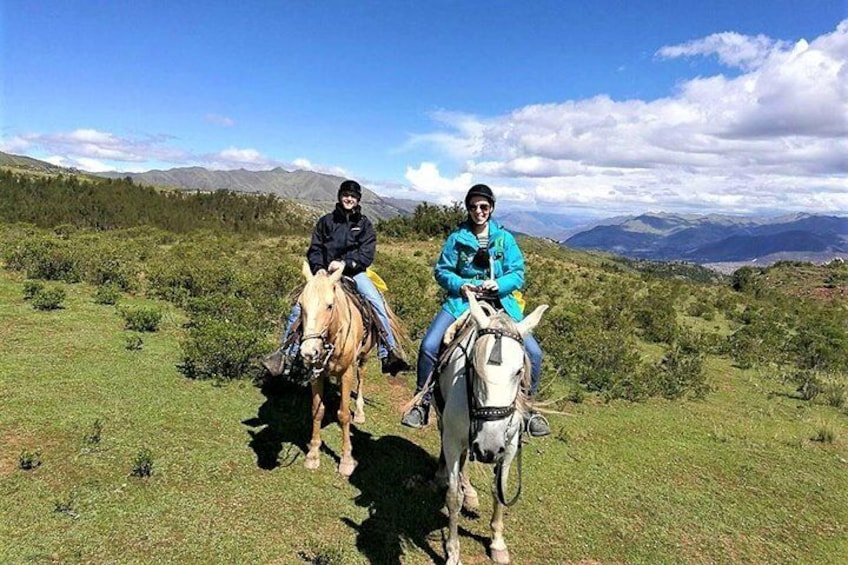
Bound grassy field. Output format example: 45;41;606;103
1;270;846;564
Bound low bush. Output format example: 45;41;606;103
119;306;162;332
131;448;154;478
22;280;44;300
19;450;42;470
180;318;266;380
31;287;66;310
94;283;122;305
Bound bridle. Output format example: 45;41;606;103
299;283;353;379
300;327;336;379
463;324;526;506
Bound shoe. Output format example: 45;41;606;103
524;411;550;437
381;350;411;376
401;404;430;428
261;350;285;377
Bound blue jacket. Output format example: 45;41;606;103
434;219;525;321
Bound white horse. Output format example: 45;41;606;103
437;290;548;565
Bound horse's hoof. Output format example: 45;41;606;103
304;456;320;470
338;459;357;477
490;548;510;564
353;412;366;425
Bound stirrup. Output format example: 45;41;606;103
524;412;551;437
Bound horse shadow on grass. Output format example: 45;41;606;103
242;376;488;564
241;374;386;470
242;375;315;470
344;427;490;565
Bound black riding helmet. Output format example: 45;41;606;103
338;179;362;200
464;183;495;209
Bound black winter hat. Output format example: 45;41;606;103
464;184;495;208
338;179;362;200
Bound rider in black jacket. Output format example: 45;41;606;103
264;180;410;377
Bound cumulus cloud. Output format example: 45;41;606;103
407;21;848;216
291;157;350;177
1;129;188;171
404;162;474;204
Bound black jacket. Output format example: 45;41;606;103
307;203;376;276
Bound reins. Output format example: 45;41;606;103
463;324;526;506
299;281;354;378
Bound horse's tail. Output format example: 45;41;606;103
384;298;412;358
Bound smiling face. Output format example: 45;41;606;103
339;191;360;211
467;195;492;226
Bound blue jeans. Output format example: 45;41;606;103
281;272;393;358
415;309;542;403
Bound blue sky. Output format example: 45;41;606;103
2;1;846;218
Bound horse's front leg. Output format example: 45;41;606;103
353;361;366;425
444;439;464;565
305;376;325;470
489;448;517;565
337;366;357;477
459;453;479;514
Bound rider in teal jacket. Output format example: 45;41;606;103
436;218;526;322
401;184;549;437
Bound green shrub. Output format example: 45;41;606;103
538;307;645;399
812;425;836;444
119;306;162;332
650;338;709;400
131;448;153;477
125;334;144;351
31;287;66;310
635;284;680;343
94;283;122;305
19;450;42;470
22;280;44;300
5;235;81;282
180;318;266;380
822;379;846;408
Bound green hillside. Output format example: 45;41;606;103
0;167;846;563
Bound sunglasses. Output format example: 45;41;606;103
468;203;491;212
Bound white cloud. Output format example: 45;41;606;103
204;113;235;127
0;135;32;153
1;129;189;171
404;162;473;204
656;31;790;70
406;21;848;216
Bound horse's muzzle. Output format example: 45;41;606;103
470;440;504;464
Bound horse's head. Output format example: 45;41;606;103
298;261;343;369
465;290;548;464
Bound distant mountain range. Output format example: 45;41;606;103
564;212;848;268
3;151;846;268
96;166;420;220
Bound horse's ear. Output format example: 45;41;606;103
329;266;344;284
516;304;548;336
466;289;489;328
302;261;313;281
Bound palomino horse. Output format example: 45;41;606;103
438;290;548;565
297;261;405;477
